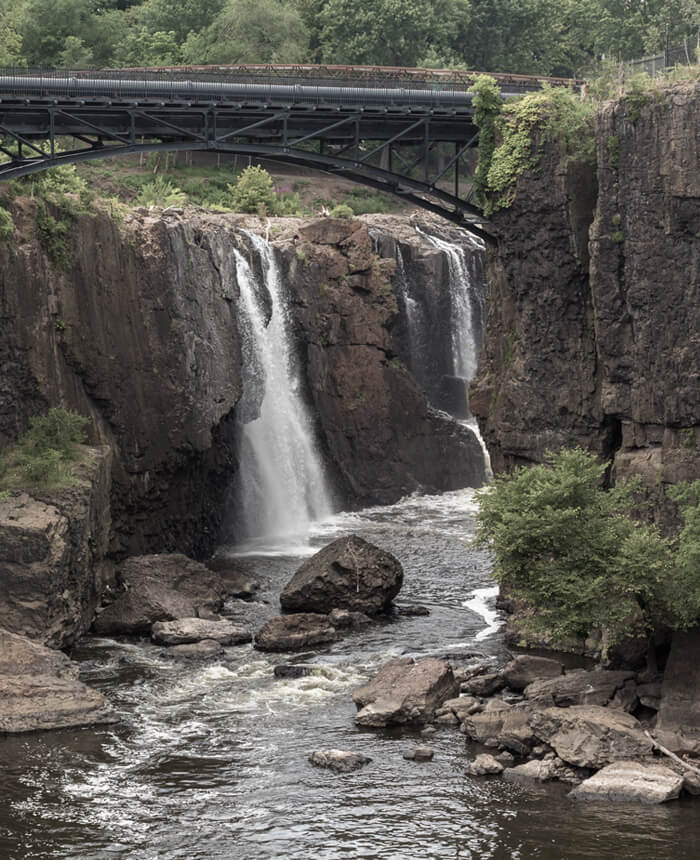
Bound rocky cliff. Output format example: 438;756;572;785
0;206;485;557
471;81;699;526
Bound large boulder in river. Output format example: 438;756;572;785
0;628;115;732
254;613;338;651
570;761;683;804
352;656;457;727
280;535;402;615
529;705;653;769
151;617;251;646
92;554;227;635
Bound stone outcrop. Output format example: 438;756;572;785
0;446;113;648
656;628;700;753
151;617;251;646
503;654;564;691
352;656;458;727
0;628;115;732
280;535;403;615
470;82;699;529
92;553;226;635
570;761;684;804
467;753;504;775
277;216;487;504
524;669;635;708
528;705;653;768
254;613;337;651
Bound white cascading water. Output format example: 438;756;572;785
416;227;485;382
394;245;425;374
232;231;332;543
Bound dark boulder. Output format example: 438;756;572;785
503;654;564;691
254;613;337;652
280;535;403;615
92;554;226;635
273;664;316;679
308;749;371;773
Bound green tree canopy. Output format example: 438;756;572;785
474;448;700;646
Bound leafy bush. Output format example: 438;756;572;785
329;203;354;219
229;165;277;215
36;203;72;270
135;176;187;208
474;448;700;646
0;205;13;243
339;188;399;214
0;408;88;489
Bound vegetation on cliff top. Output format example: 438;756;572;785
474;448;700;648
0;407;89;489
0;0;696;78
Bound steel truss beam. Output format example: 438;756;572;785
0;98;492;241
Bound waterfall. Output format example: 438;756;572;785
416;228;486;385
394;246;427;378
231;232;332;543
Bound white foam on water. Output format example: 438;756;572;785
463;585;503;640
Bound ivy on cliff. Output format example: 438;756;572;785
472;83;596;215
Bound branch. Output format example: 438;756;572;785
644;730;700;777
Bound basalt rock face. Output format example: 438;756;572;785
0;446;113;648
1;206;485;559
0;203;245;559
470;82;699;527
275;217;486;504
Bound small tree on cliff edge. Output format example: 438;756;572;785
474;448;700;649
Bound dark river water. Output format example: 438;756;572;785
1;489;699;860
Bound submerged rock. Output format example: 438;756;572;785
396;604;431;617
254;613;337;651
0;628;115;733
162;639;225;659
403;746;434;762
466;754;504;776
273;663;316;679
280;535;403;615
570;761;683;804
151;617;251;646
93;554;226;635
353;656;457;727
328;608;372;628
309;749;372;773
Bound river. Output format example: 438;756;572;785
1;489;698;859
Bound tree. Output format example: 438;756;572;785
183;0;309;65
474;448;700;647
307;0;471;68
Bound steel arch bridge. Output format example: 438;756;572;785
0;69;512;241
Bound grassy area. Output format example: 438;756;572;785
75;156;406;217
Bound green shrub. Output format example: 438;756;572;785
229;165;277;215
135;176;187;208
471;74;504;206
0;407;88;489
36;203;72;270
0;205;13;243
474;447;699;646
329;203;354;219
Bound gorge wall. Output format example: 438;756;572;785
470;81;699;526
0;206;486;559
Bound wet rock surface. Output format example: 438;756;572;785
308;749;372;773
0;628;115;733
503;655;564;691
280;535;403;615
570;761;684;804
467;754;504;775
403;746;434;762
151;617;251;646
254;613;338;652
524;669;635;708
92;554;227;636
353;656;458;727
